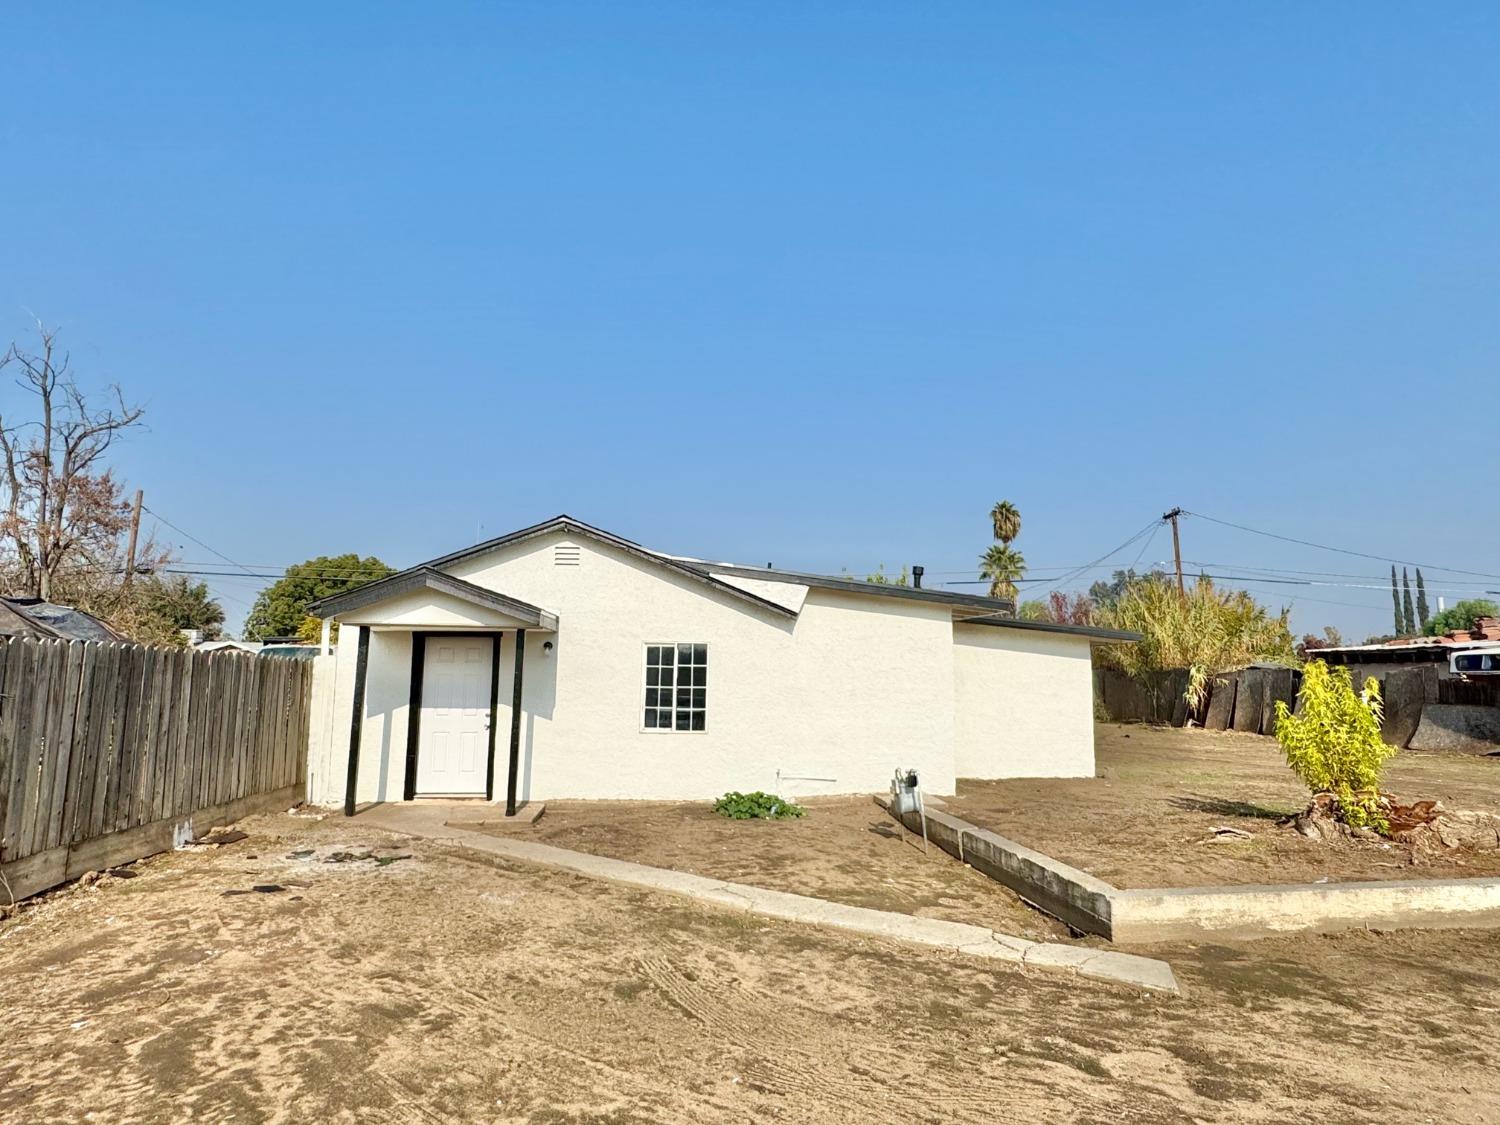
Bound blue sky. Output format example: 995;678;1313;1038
4;2;1498;638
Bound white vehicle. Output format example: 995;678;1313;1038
1450;645;1500;677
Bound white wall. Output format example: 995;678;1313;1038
328;625;413;805
305;653;339;805
952;624;1096;779
450;534;958;800
313;529;1099;805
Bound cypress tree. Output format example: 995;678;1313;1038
1402;567;1416;636
1391;566;1403;635
1416;568;1430;632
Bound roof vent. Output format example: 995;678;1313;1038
554;543;582;567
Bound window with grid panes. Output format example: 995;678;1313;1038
643;643;707;730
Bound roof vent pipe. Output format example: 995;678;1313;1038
912;565;924;589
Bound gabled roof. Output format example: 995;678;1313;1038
413;515;799;619
310;514;1138;642
309;567;560;629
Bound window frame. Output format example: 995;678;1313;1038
639;641;709;734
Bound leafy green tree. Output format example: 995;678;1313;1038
1415;569;1430;631
141;575;225;641
1089;568;1168;608
1424;598;1500;638
1295;625;1344;660
1018;598;1049;621
244;554;394;640
1019;591;1094;625
1390;566;1402;635
863;565;909;586
1401;568;1416;636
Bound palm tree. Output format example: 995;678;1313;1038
980;543;1026;600
990;500;1022;546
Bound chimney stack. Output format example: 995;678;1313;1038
912;565;924;589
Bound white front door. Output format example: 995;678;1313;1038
416;636;493;796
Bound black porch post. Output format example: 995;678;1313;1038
484;634;501;801
506;628;526;816
343;625;371;817
403;633;427;802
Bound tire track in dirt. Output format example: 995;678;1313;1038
635;953;1080;1123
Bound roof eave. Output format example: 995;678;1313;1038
693;561;1019;616
309;567;558;628
957;615;1142;642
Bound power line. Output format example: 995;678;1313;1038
1041;518;1164;593
1126;521;1163;573
1182;510;1500;581
1182;560;1498;594
143;506;263;581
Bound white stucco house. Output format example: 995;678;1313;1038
304;516;1136;816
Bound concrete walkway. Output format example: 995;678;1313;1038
355;803;1180;994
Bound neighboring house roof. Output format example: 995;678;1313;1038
1314;640;1500;665
0;598;124;642
310;566;562;628
1314;618;1500;664
195;639;264;654
313;515;1139;642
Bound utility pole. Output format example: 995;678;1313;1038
123;489;143;590
1163;507;1184;596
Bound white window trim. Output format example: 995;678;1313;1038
639;641;709;734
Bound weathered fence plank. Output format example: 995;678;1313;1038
85;643;121;839
0;643;12;853
108;643;143;833
1203;674;1235;730
13;641;55;860
44;641;86;852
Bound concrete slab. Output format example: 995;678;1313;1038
354;803;1179;994
447;802;546;830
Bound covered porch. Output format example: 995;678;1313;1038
311;568;559;818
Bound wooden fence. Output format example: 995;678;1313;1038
1097;662;1500;751
1094;665;1301;736
0;636;311;902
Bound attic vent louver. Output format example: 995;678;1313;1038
554;544;582;567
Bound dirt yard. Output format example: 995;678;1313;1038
954;724;1500;888
495;793;1068;941
2;810;1499;1124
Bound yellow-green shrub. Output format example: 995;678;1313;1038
1273;661;1393;830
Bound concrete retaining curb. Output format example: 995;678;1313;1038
355;803;1180;994
1112;878;1500;942
881;795;1500;942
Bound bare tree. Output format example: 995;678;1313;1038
0;322;145;600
